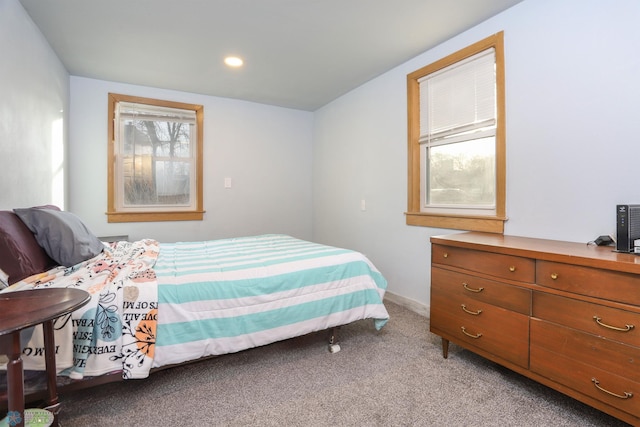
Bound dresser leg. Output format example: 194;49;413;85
441;338;449;359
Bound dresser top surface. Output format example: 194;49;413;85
431;232;640;274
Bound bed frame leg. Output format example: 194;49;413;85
328;326;341;353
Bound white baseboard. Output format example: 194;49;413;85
384;292;429;318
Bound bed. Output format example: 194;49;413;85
0;207;389;403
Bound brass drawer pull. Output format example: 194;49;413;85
461;326;482;339
461;304;482;316
462;282;484;293
509;265;516;272
591;378;633;399
593;316;635;332
443;252;448;258
550;273;558;280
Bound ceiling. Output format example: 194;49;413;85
19;0;523;111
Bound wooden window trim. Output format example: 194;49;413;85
107;93;204;223
406;31;506;234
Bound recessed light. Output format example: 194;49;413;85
224;56;243;67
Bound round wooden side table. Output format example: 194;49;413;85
0;288;90;427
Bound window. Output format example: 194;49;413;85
107;93;204;223
406;32;506;233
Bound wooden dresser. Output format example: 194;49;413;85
430;232;640;425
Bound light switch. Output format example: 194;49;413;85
360;199;366;211
224;177;232;189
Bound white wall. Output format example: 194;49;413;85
69;77;314;243
312;0;640;309
0;0;69;210
7;0;640;312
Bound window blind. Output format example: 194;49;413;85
117;102;197;124
419;48;496;143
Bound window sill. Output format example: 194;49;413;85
405;211;506;233
106;211;205;223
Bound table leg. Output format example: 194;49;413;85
42;320;60;427
4;332;25;427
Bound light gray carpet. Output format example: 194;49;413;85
58;302;630;426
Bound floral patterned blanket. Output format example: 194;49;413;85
2;239;159;380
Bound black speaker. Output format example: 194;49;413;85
616;204;640;252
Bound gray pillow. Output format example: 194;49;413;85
14;208;104;267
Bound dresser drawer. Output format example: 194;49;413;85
532;292;640;347
537;260;640;306
531;318;640;383
432;267;530;315
432;244;535;283
431;287;529;368
531;319;640;418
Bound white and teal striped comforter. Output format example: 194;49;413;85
152;234;389;367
